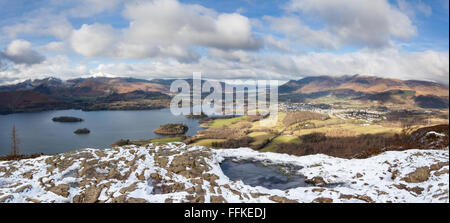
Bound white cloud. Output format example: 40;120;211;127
0;40;45;65
0;0;447;86
70;24;119;57
3;47;447;85
1;0;122;40
263;35;294;53
1;9;73;39
264;16;339;50
0;55;88;84
282;0;417;48
287;49;449;84
68;0;262;62
40;41;70;54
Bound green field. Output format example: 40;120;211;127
248;132;276;147
188;105;447;156
209;116;246;127
260;135;301;152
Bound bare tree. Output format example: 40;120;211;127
10;124;20;157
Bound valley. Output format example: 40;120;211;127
0;74;448;203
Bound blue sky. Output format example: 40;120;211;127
0;0;448;84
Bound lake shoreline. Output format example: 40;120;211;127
0;105;170;116
0;108;203;156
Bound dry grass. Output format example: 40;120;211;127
212;137;254;148
293;123;402;137
0;154;43;161
193;139;226;147
282;111;328;127
276;124;449;159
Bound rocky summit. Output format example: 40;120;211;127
0;143;448;203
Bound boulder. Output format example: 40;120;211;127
305;176;327;186
269;196;298;203
48;184;70;198
401;167;430;183
312;197;333;203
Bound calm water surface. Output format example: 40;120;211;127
220;160;308;190
0;109;203;155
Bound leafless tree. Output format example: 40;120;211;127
10;124;20;157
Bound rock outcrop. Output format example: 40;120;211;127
0;143;448;203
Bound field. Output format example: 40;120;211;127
260;135;301;152
188;104;449;156
192;139;226;147
209;116;246;127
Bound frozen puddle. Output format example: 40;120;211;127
220;159;309;190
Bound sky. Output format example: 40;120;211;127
0;0;448;85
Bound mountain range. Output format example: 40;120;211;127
0;77;173;114
280;75;448;97
279;75;449;109
0;75;448;114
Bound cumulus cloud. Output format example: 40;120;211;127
40;41;70;54
287;49;449;84
122;0;261;50
0;40;45;65
0;55;88;84
95;48;449;85
264;16;339;50
68;0;262;62
2;9;73;39
1;0;122;40
0;0;447;86
263;35;294;53
70;24;119;57
281;0;417;48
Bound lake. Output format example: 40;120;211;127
0;109;203;156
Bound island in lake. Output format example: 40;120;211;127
52;116;84;122
154;123;188;135
74;128;90;134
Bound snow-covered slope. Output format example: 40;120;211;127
0;143;448;203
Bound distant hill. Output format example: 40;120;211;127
280;75;449;97
0;76;236;114
279;75;449;109
0;77;173;114
1;75;448;114
0;77;171;95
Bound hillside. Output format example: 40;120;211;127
1;75;449;114
0;77;172;114
0;77;171;96
280;75;449;97
0;143;448;203
279;75;449;109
